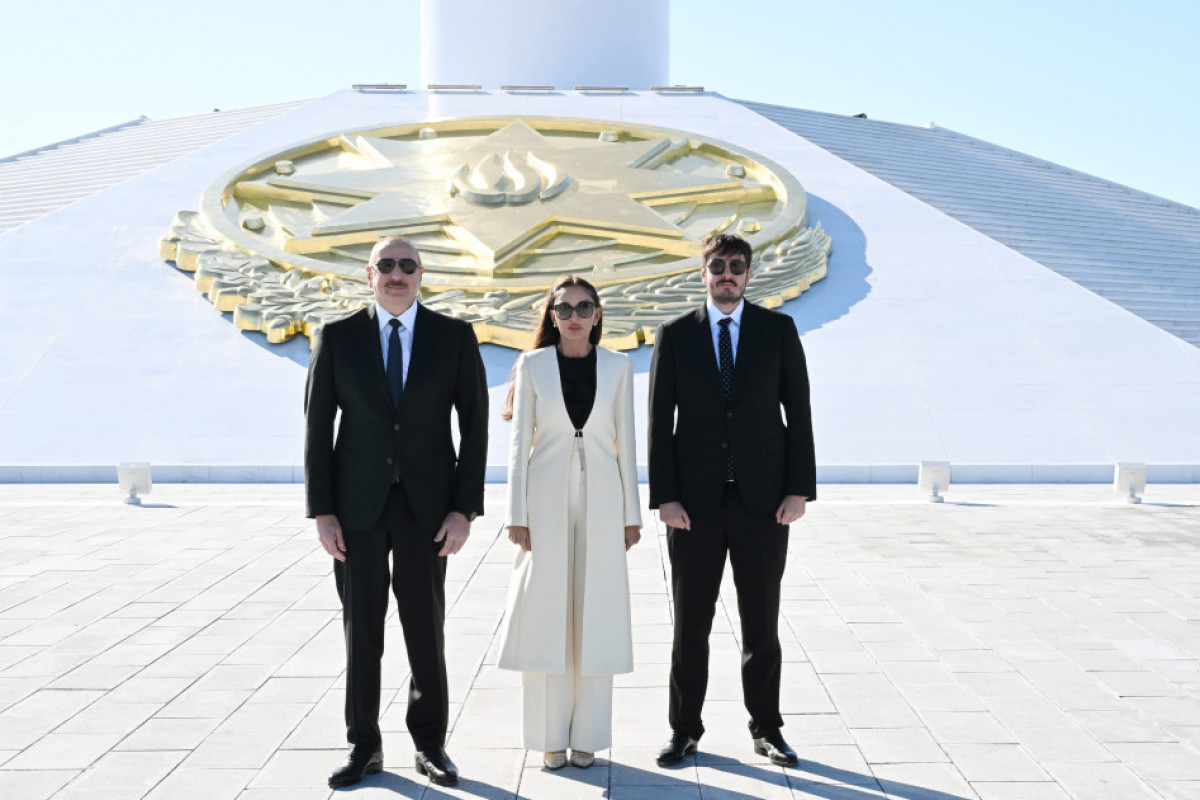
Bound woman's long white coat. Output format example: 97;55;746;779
498;346;641;676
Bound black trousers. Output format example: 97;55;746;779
333;483;448;753
667;484;788;739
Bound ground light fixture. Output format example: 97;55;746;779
118;462;152;505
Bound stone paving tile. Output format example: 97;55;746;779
117;716;223;750
1107;742;1200;781
850;727;948;764
246;748;345;790
1069;708;1179;743
608;787;700;800
871;762;977;799
787;744;877;786
0;769;79;800
1011;725;1116;763
54;700;160;736
970;782;1070;799
518;760;610;799
5;731;125;770
2;484;1200;798
918;711;1016;745
237;789;334;800
1156;781;1200;800
143;766;256;799
184;730;289;769
695;764;793;798
430;747;523;799
103;674;195;704
939;743;1051;783
55;750;186;800
1042;760;1161;797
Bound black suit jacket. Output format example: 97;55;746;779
304;304;488;532
648;301;816;516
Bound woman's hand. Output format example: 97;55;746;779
624;525;641;550
507;526;531;552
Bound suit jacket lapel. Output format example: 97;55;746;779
729;301;761;400
359;305;393;410
399;304;436;410
691;305;724;391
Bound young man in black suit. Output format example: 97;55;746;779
648;233;816;768
305;236;488;788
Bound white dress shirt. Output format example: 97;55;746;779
706;298;744;366
376;302;417;388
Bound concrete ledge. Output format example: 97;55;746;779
3;463;1200;483
0;465;301;483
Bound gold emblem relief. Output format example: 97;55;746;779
160;116;831;349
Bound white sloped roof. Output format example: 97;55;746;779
1;89;1198;479
0;100;312;235
740;100;1200;348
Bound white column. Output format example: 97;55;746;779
420;0;669;89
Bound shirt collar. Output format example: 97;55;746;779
376;301;419;333
706;298;745;328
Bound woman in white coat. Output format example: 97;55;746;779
498;275;642;770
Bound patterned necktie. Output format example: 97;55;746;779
718;317;735;481
387;318;404;408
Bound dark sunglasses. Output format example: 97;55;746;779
371;257;421;274
705;256;749;275
552;300;597;320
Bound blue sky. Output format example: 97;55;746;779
3;0;1197;207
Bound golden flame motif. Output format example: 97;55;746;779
448;149;569;205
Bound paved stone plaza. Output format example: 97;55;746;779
0;484;1198;799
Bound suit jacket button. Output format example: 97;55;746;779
725;411;733;419
393;423;400;431
720;442;728;450
386;457;394;465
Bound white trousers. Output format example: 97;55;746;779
521;438;613;752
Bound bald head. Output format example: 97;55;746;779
369;235;420;264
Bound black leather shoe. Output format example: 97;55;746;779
753;729;799;767
414;747;459;786
328;749;383;788
656;733;699;767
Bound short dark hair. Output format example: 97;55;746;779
701;233;751;265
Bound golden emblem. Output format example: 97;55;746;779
160;116;831;349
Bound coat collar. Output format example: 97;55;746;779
527;345;619;433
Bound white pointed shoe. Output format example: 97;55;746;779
543;750;567;770
569;750;594;768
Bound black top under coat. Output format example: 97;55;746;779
556;347;596;431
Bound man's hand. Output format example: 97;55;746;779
507;525;531;552
316;514;346;561
775;495;807;525
435;511;471;556
658;501;691;531
624;525;642;550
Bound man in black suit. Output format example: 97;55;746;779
648;232;816;768
305;235;487;788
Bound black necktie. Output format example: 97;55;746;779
718;317;735;481
387;318;404;408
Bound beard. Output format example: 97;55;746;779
710;279;744;304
